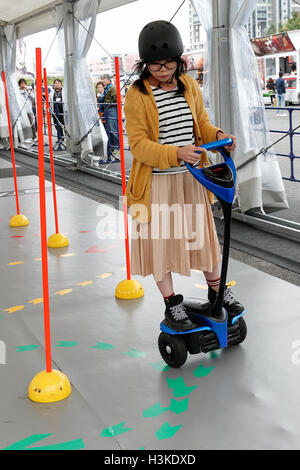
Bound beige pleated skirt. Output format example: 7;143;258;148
130;171;221;282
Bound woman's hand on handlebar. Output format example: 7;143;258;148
177;144;205;165
216;131;237;152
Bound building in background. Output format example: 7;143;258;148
188;0;204;52
292;0;300;14
247;0;293;38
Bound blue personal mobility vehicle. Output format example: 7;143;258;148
158;138;247;368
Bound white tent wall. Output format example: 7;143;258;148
54;0;108;160
192;0;289;214
0;24;32;146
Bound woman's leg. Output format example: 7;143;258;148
156;272;174;298
203;265;221;292
203;265;245;314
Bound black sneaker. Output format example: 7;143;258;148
208;286;245;315
164;294;198;331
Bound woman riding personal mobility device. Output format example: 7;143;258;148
158;138;247;368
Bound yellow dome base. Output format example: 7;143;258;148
47;233;69;248
115;279;144;300
10;214;29;227
28;369;71;403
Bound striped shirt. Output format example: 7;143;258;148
151;86;195;174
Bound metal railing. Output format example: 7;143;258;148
265;106;300;183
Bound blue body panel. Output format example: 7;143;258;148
160;322;211;336
185;138;236;204
188;312;228;348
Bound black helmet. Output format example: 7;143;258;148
138;20;184;62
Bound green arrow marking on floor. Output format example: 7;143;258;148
15;345;40;352
55;341;79;348
208;349;222;359
3;434;52;450
142;402;170;418
91;342;115;351
29;439;85;450
155;422;182;441
169;398;189;415
193;364;215;378
166;377;197;397
100;422;133;437
3;434;85;450
123;348;145;358
149;361;169;371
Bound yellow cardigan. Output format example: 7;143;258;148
124;73;221;223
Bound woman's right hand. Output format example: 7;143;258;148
177;144;205;165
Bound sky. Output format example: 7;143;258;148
23;0;190;74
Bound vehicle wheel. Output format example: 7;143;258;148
235;317;247;345
158;332;187;368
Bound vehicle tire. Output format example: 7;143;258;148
158;333;188;368
235;317;247;345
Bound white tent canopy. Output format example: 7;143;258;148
0;0;136;37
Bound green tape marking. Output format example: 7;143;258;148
15;345;40;352
208;349;222;359
100;422;133;437
149;361;169;371
3;434;84;450
169;398;189;414
29;439;85;450
143;402;169;418
166;377;197;397
91;342;115;351
55;341;79;348
155;422;182;441
3;434;52;450
193;364;215;378
123;348;145;358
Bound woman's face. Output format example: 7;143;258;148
147;59;177;83
97;83;104;94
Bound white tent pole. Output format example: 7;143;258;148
212;0;232;133
63;0;81;156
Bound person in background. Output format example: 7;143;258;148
50;79;65;151
18;78;36;141
266;77;276;105
275;71;287;117
96;81;105;122
100;74;120;161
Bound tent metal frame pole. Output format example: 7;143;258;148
212;0;232;134
63;0;81;160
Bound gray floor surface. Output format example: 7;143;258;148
0;169;300;450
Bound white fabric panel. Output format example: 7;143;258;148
192;0;288;214
0;24;31;145
53;0;108;159
229;0;288;213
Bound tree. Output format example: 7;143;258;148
279;11;300;32
267;23;276;35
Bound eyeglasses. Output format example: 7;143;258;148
148;61;177;72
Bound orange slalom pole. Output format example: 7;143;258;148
115;57;131;281
2;71;20;215
36;49;52;373
43;68;59;234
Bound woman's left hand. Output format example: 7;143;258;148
216;131;237;152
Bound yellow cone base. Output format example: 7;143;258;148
28;369;71;403
9;214;29;227
115;279;144;299
47;233;69;248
